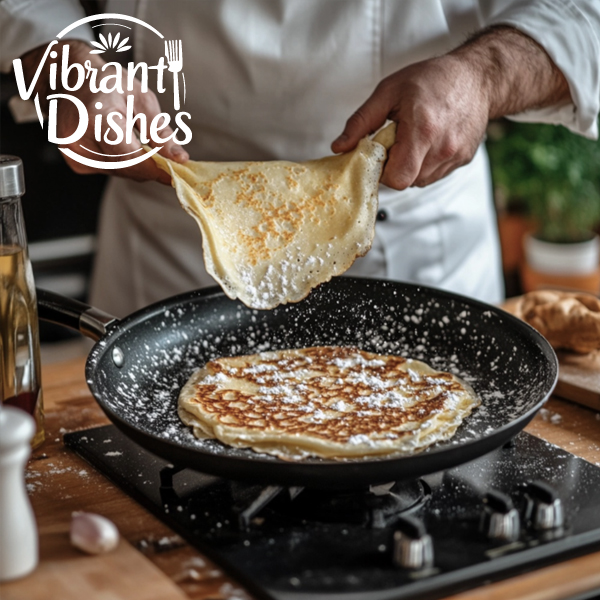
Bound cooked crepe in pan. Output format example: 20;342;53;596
178;346;480;460
153;124;396;310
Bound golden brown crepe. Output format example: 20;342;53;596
153;124;396;310
178;346;480;460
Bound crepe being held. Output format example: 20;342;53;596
152;124;396;310
178;346;480;460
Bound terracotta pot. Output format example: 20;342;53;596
497;213;533;273
520;262;600;294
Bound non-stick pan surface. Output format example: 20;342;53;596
40;278;557;489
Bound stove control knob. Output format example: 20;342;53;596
525;481;564;531
481;490;520;542
393;515;434;570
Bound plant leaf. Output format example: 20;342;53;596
487;117;600;241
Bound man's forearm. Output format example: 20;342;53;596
451;25;572;120
331;24;575;189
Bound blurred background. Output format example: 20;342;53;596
488;118;600;298
1;61;600;355
1;70;106;355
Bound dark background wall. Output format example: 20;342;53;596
1;72;107;341
1;73;106;243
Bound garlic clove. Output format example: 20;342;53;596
70;512;119;555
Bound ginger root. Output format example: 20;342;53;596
503;290;600;354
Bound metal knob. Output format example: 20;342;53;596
393;515;434;570
525;481;564;531
481;490;520;542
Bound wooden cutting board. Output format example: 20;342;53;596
555;350;600;411
2;538;190;600
500;294;600;412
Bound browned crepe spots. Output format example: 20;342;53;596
152;124;396;309
178;346;480;460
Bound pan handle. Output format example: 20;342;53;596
36;288;119;341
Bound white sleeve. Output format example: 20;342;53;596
0;0;93;73
477;0;600;139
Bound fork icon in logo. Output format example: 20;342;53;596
165;40;183;110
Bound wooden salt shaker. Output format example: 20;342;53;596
0;406;38;580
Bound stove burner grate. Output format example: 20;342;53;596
268;480;430;529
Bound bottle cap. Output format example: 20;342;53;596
0;155;25;198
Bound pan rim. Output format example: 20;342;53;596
84;278;558;478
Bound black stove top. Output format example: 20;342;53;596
65;427;600;600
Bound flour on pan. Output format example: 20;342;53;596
86;281;552;462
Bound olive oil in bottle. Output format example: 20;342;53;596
0;157;44;449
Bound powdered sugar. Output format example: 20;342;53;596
83;278;556;468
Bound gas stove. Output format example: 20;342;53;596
65;427;600;600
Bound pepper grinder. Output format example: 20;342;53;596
0;405;38;581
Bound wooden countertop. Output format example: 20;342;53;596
3;357;600;600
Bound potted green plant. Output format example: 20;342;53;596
486;119;600;294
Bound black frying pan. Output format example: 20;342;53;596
38;277;557;489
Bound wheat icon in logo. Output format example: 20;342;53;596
89;32;131;54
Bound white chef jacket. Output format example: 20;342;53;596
2;0;599;317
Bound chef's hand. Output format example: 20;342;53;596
332;26;571;190
20;41;187;185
